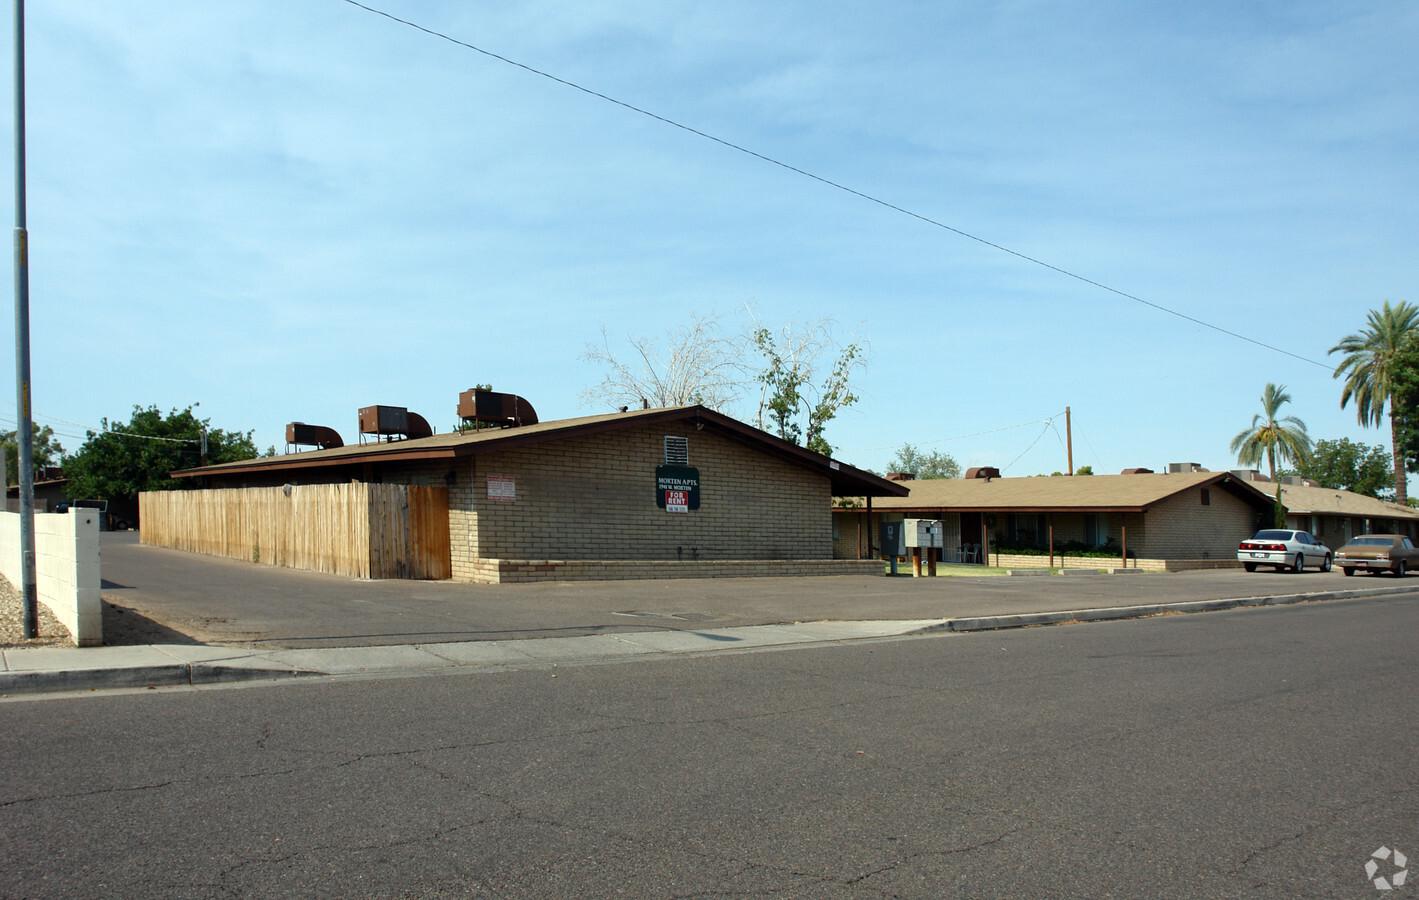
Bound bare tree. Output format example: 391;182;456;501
580;312;750;412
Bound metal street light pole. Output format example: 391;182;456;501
13;0;37;638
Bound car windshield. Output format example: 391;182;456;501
1350;537;1396;546
1252;530;1294;541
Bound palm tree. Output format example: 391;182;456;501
1231;383;1312;483
1329;300;1419;504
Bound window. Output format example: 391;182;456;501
1083;513;1107;547
664;435;689;465
1200;488;1210;506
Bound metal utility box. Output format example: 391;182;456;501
359;405;409;437
880;521;905;557
904;518;943;549
456;389;539;427
287;422;316;445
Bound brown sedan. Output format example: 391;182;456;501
1335;534;1419;576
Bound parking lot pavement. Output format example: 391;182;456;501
94;532;1417;650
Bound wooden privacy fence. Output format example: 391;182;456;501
140;484;451;580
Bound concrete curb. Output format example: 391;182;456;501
0;662;312;695
912;584;1415;634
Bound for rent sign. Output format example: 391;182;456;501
656;466;700;512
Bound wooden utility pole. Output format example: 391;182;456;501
1066;406;1074;475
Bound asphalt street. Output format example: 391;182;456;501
98;532;1395;648
2;594;1414;898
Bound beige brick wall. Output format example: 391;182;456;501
447;423;831;579
1135;487;1257;560
461;558;882;584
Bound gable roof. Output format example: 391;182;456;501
172;405;909;498
839;470;1273;513
1272;481;1419;521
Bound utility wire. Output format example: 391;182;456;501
339;1;1330;370
0;413;198;445
1002;422;1053;474
844;412;1065;454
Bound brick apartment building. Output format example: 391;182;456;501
164;403;906;583
835;467;1277;571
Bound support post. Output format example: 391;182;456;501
13;0;37;638
1121;523;1127;569
866;495;873;558
1049;519;1055;568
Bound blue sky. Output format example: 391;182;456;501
3;1;1416;477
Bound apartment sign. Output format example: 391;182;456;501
656;466;700;512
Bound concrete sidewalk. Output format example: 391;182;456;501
4;582;1413;697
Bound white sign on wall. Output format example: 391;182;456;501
487;475;516;502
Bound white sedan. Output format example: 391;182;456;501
1237;529;1333;573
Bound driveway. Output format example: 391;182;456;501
100;532;1386;649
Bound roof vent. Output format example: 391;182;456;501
1120;467;1154;475
286;422;344;452
965;466;1001;481
457;389;539;429
358;406;433;443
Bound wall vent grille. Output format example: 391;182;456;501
664;436;689;465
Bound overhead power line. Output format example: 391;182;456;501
1002;422;1053;474
846;412;1064;454
339;1;1330;370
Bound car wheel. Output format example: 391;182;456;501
1292;554;1304;573
1343;567;1355;577
1244;562;1257;572
1397;561;1408;578
1321;554;1332;573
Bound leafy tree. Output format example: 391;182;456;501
1075;465;1094;476
1230;383;1312;484
1390;337;1419;477
885;443;960;480
64;405;258;503
752;321;866;456
1278;437;1393;499
580;312;750;412
1329;300;1419;504
2;423;65;485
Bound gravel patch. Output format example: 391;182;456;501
0;574;74;648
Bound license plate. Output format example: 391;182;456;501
1251;552;1266;558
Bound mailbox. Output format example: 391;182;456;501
880;521;905;558
904;518;943;549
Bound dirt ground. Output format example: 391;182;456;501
0;575;73;648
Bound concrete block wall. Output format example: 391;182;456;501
450;423;833;579
1136;488;1255;560
459;557;881;584
0;510;102;646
